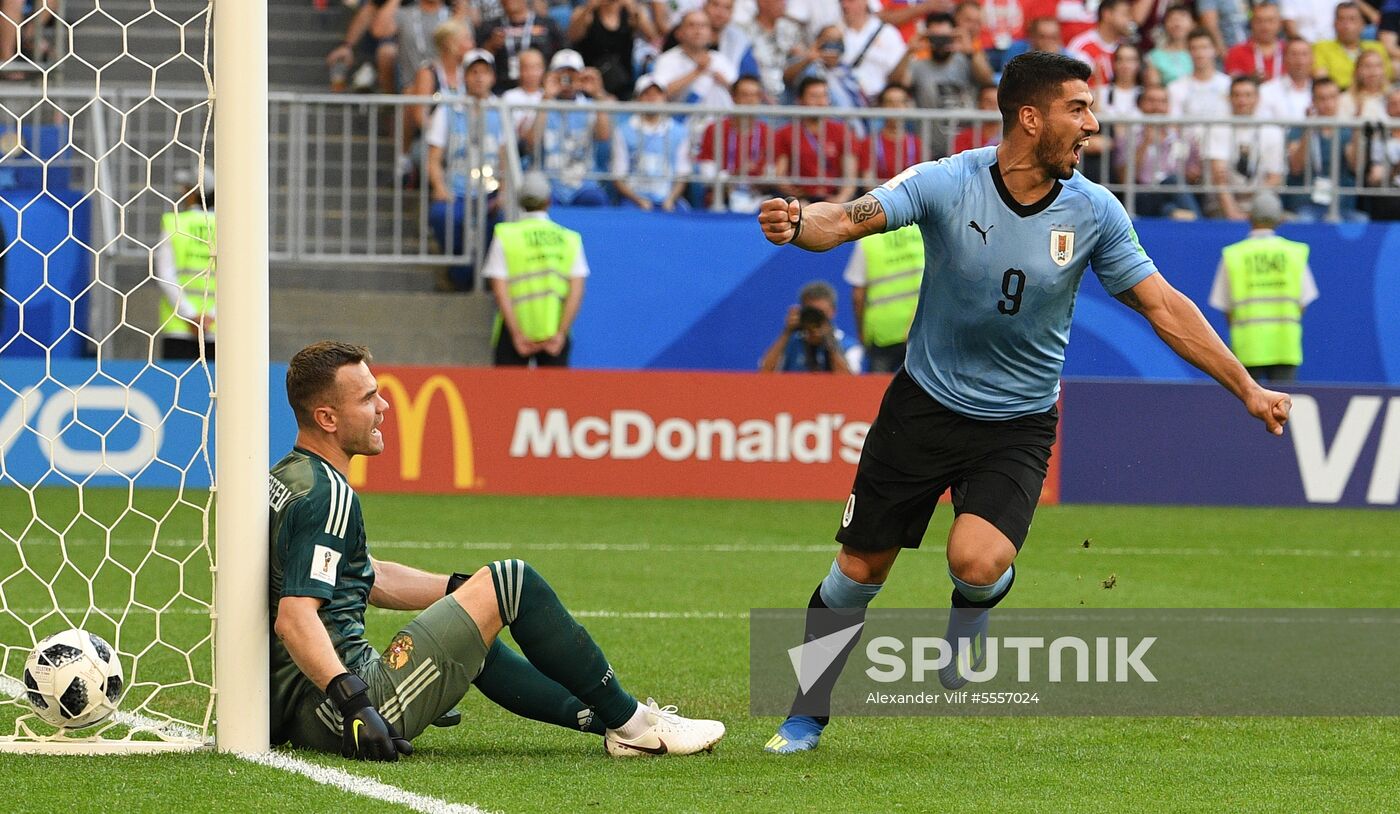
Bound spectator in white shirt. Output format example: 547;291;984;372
502;48;546;135
653;0;706;34
838;0;907;99
612;75;693;209
1258;37;1318;121
1168;28;1233;118
1098;43;1145;118
1364;87;1400;219
740;0;809;100
1206;75;1287;219
653;10;739;105
1279;0;1377;43
706;0;753;69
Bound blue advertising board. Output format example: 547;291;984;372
1060;379;1400;508
0;360;295;488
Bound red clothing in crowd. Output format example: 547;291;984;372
870;131;923;181
696;118;772;178
1223;41;1285;79
1052;0;1097;42
774;120;866;201
952;125;1002;155
1066;28;1117;86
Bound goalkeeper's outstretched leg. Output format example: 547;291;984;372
452;559;726;757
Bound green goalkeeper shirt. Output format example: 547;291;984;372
267;447;377;736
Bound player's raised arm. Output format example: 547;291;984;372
757;194;888;252
1114;272;1292;436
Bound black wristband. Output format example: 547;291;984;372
783;196;803;243
326;672;372;716
445;572;471;595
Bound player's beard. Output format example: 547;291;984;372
1035;132;1078;181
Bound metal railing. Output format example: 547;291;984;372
3;88;1399;271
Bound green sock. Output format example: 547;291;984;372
489;559;639;730
472;640;606;735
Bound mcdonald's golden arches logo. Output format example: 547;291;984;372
349;373;478;490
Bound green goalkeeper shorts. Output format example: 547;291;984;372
286;594;490;751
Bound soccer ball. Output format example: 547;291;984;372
22;629;124;729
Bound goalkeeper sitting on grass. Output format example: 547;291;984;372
268;340;725;760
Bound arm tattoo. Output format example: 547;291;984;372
844;195;883;225
1114;288;1146;312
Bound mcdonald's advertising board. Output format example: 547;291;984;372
347;367;1063;503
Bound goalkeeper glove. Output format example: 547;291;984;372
326;672;413;762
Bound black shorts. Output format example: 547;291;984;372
835;369;1057;552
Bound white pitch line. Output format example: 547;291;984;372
0;675;492;814
1076;547;1400;559
239;751;492;814
572;610;746;620
0;674;204;743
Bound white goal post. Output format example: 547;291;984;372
213;0;271;755
0;0;269;754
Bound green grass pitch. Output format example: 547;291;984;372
1;489;1397;813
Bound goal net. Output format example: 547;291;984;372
0;0;265;753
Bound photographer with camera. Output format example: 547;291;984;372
890;13;993;112
759;280;863;374
525;49;612;206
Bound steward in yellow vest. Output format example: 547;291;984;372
485;173;589;367
155;171;216;360
843;224;923;373
1208;192;1316;383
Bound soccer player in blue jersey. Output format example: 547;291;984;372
756;51;1294;754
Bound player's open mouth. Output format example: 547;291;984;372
1072;141;1086;161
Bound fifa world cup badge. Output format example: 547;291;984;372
1050;227;1075;267
383;633;415;670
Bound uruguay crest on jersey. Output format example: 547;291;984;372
1050;227;1075;267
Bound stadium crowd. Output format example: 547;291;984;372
327;0;1400;223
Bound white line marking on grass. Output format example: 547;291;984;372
239;751;492;814
572;610;747;620
377;540;840;554
0;674;206;743
1;675;492;813
1077;547;1400;559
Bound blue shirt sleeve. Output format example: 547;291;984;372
868;156;966;232
1089;190;1158;296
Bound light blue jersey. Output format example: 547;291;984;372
868;147;1157;420
442;102;505;199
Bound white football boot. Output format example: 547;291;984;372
604;698;726;757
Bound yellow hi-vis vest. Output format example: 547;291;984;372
492;217;582;343
158;209;216;338
859;224;924;348
1221;234;1309;367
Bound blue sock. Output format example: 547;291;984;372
818;559;883;612
949;564;1014;608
